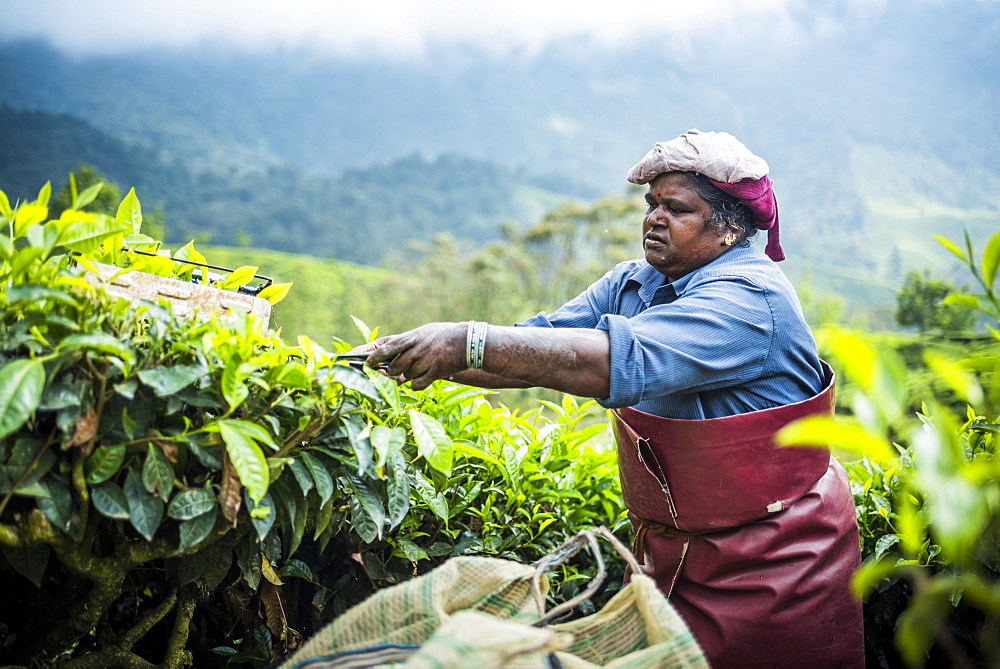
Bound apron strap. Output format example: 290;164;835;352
632;518;724;565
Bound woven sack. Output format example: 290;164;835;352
283;529;707;668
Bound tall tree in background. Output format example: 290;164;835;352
895;269;976;334
52;165;166;239
52;164;121;216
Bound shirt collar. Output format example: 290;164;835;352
630;245;756;304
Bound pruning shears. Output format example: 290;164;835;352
335;353;392;372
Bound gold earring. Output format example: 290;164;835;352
724;232;737;246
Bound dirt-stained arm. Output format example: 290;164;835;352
361;322;610;397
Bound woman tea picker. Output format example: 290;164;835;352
356;129;865;667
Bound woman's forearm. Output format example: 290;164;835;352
365;322;611;397
475;325;610;397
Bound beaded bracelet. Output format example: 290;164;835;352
466;321;489;369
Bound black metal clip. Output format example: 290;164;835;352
128;249;274;296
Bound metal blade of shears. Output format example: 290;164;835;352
335;353;391;371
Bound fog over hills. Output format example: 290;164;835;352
1;0;997;315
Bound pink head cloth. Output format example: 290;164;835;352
627;129;784;262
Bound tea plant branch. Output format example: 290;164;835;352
71;450;91;534
117;586;179;652
162;583;201;668
277;414;337;457
28;516;249;663
0;426;58;518
60;649;156;669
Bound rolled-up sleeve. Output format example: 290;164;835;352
594;313;646;407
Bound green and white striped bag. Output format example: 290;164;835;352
284;530;707;669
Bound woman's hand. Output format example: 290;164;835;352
366;322;468;390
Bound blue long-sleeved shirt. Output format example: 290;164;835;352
516;244;824;419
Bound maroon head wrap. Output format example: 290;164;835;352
707;175;783;262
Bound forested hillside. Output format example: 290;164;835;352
0;107;584;265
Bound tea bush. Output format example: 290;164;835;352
780;229;1000;667
0;182;627;667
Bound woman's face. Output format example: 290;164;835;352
642;171;729;280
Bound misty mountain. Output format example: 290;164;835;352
1;0;997;308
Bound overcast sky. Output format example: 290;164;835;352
1;0;896;58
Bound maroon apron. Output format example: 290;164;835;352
611;363;864;668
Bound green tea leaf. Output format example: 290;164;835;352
246;491;275;542
217;419;278;450
6;284;80;308
348;495;378;544
301;452;333;506
131;253;174;277
849;557;898;598
234;534;262;591
371;425;406;470
278;558;314;582
0;543;50;588
942;293;981;310
137;364;205;397
347;475;385;541
896;589;951;667
0;359;45;441
312;496;334;541
394;538;426;564
73;182;104;211
776;415;896;462
218;421;270;504
933;234;966;261
408;410;454;476
84;444;126;484
453;440;503;467
36;181;51;208
168;486;217;520
367;371;399;411
58;334;135;371
411;470;449;521
14;203;47;237
257;282;292;305
178;508;218;552
386;450;410;530
116;187;143;234
981;228;1000;287
285;484;308;555
350;316;373;341
217;266;259;290
91;481;131;519
331;366;381;402
0;189;11;220
345;419;373;476
125;468;163;541
58;216;131;254
874;534;900;561
38;476;74;535
221;358;249;411
287;458;314;497
143;443;175;499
